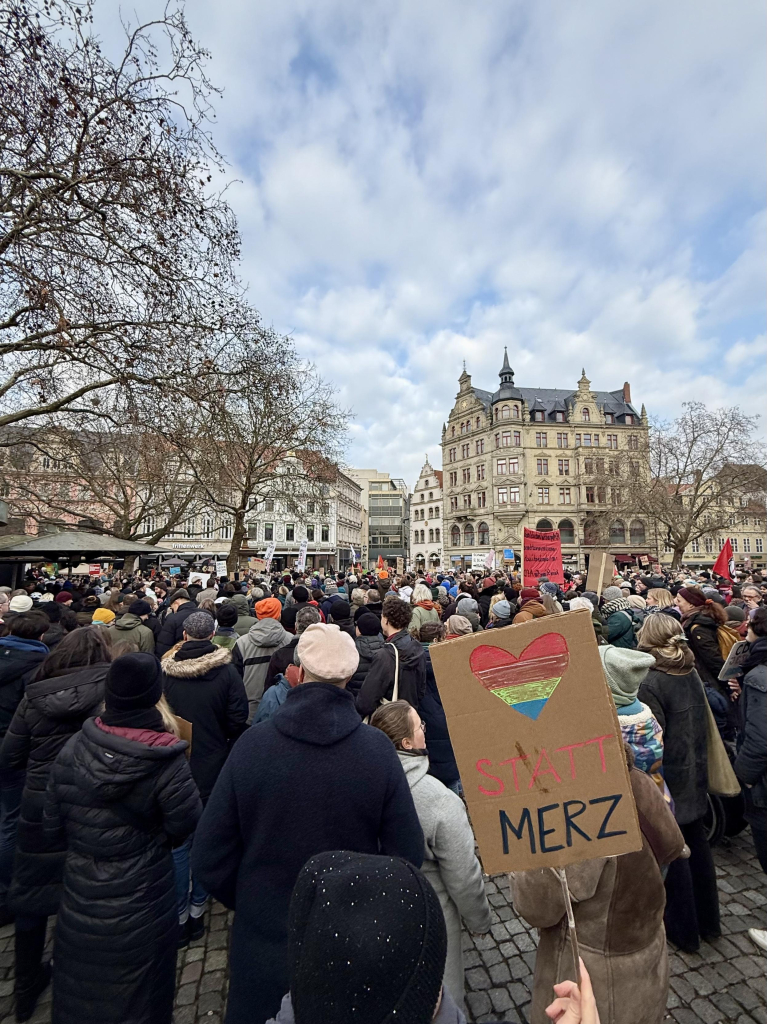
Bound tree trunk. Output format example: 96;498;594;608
671;547;685;570
227;511;246;575
122;554;136;574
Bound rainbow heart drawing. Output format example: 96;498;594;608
469;634;569;721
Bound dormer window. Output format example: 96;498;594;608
625;414;634;425
532;410;545;422
554;411;565;422
502;405;510;419
605;413;614;424
582;408;590;422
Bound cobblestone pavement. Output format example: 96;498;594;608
0;830;764;1024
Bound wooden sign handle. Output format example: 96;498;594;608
557;867;582;988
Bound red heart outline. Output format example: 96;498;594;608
469;634;569;692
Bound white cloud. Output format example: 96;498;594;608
94;0;766;486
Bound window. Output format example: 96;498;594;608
536;519;553;531
502;405;510;419
586;487;595;504
559;487;572;504
219;521;233;540
629;520;646;545
476;464;485;481
306;501;315;513
558;519;575;544
742;516;749;526
449;448;457;462
535;432;547;448
434;506;439;517
555;411;566;422
757;538;763;553
477;491;486;507
201;517;214;539
476;439;484;455
610;488;622;505
592;434;600;447
498;487;508;504
628;435;639;450
532;410;545;422
460;422;465;435
429;529;434;543
285;524;295;542
307;525;315;542
705;537;713;553
557;432;568;448
449;471;457;486
582;408;590;421
264;499;274;512
497;459;507;475
605;413;614;424
463;494;472;508
606;434;618;449
664;539;673;553
321;525;329;542
247;522;259;540
464;524;474;546
450;496;458;511
584;520;600;545
478;522;490;545
461;444;470;459
502;431;511;446
536;458;549;475
451;525;461;546
451;426;456;437
582;433;592;447
625;415;634;425
462;467;471;484
513;405;519;418
476;417;481;428
538;487;550;504
264;523;274;541
584;458;593;474
435;528;440;542
514;431;521;446
730;538;738;552
429;491;433;499
428;507;433;518
743;538;751;553
509;486;520;503
421;530;426;544
508;457;519;474
610;520;626;544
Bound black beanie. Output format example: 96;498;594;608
356;613;381;637
292;585;309;603
105;654;163;713
329;600;351;620
288;852;446;1024
128;599;151;617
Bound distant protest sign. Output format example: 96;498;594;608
522;528;563;586
585;551;615;596
430;609;641;873
248;558;267;572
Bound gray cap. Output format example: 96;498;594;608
184;611;215;638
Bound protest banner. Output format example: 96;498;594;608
169;566;181;576
248;558;267;572
471;552;486;571
215;560;227;577
296;539;308;571
88;564;101;576
484;551;495;570
396;556;404;575
522;528;564;586
429;608;641;873
585;551;615;596
264;543;276;571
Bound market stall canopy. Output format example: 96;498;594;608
0;531;174;561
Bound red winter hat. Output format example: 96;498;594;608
482;577;496;590
55;592;73;604
520;588;540;602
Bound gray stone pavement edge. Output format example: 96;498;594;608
0;830;763;1024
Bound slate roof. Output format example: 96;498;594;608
471;386;639;422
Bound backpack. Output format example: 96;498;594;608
716;624;741;660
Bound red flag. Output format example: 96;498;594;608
377;555;385;571
712;538;735;582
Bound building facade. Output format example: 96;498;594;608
410;458;443;570
347;469;410;568
441;352;652;572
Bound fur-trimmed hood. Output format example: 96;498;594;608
161;641;233;678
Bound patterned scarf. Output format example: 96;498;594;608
602;596;631;617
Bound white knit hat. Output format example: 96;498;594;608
296;623;360;683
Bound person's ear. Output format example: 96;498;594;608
297;666;306;684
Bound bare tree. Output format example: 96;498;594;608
615;403;765;568
167;323;350;572
0;0;240;427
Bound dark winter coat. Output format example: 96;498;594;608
639;666;708;824
0;637;48;742
43;717;201;1024
605;608;637;648
162;640;249;801
155;600;198;657
1;663;108;916
192;682;424;1024
354;599;382;624
420;646;460;788
682;610;725;687
264;637;299;691
477;588;496;628
734;653;767;814
355;630;428;719
348;633;385;698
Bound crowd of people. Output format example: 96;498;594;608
0;557;763;1024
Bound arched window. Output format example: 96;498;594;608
502;405;510;419
435;528;440;542
513;405;519;418
476;417;481;428
536;519;553;531
558;519;575;544
464;523;475;546
451;525;461;547
610;520;626;544
584;519;600;545
429;492;433;499
460;422;465;434
451;425;455;437
434;506;439;517
429;529;434;543
478;521;490;545
428;507;433;518
582;408;590;421
630;520;646;545
421;530;426;544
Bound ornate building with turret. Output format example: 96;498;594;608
440;351;652;572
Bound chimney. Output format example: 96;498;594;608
622;381;631;404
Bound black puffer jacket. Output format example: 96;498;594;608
734;643;767;814
348;633;385;698
420;645;459;788
1;663;108;915
43;717;201;1024
162;640;249;801
155;600;198;657
639;666;708;825
355;630;427;718
0;637;48;742
682;610;725;687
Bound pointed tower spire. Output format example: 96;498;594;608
499;347;514;385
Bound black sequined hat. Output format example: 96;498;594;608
288;851;447;1024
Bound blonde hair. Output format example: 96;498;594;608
647;588;673;609
541;594;562;615
350;588;366;607
156;695;181;737
627;594;646;610
638;614;693;671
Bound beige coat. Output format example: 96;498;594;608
510;765;684;1024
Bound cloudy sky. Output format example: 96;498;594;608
101;0;765;487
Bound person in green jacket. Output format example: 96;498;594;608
106;600;155;652
600;586;637;649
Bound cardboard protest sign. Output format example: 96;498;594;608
522;528;564;586
188;571;210;587
585;551;615;596
174;716;193;759
248;558;267;572
215;560;228;577
429;609;641;873
396;556;404;575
